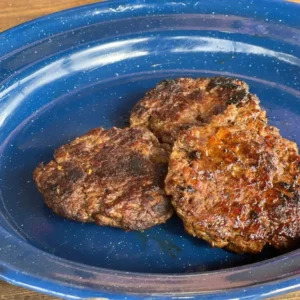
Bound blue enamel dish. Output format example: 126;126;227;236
1;0;300;298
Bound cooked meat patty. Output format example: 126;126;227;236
34;127;173;230
130;77;249;145
165;95;300;253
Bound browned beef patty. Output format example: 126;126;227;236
130;77;249;145
34;127;173;230
165;95;300;253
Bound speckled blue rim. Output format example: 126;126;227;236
1;0;300;299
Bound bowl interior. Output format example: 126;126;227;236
0;9;300;274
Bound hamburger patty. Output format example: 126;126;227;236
34;127;173;230
165;95;300;253
130;77;249;145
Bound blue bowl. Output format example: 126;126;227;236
1;0;300;298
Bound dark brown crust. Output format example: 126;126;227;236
165;95;300;254
130;77;249;145
34;127;173;230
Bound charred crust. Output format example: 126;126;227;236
189;150;202;160
227;89;247;106
207;76;247;106
279;182;292;191
207;77;239;90
250;210;259;220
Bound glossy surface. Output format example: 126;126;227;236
0;0;300;298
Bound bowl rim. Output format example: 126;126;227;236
1;0;300;298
